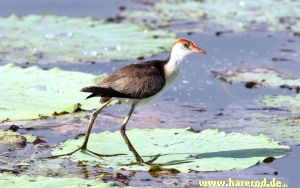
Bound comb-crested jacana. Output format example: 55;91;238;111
52;38;207;165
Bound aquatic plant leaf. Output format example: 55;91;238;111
257;116;300;145
125;0;300;32
52;128;289;172
0;173;115;188
0;64;105;121
0;15;175;64
127;1;206;26
206;111;300;145
261;94;300;113
212;68;300;91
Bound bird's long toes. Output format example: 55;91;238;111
145;154;161;164
83;148;127;158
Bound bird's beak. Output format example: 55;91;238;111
191;46;207;54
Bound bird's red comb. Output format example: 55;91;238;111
174;38;196;46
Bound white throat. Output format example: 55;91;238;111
164;43;191;77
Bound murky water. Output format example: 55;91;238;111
0;0;300;187
0;0;131;18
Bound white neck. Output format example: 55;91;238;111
164;43;191;77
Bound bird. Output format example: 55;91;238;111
51;38;207;165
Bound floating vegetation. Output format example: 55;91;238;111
0;129;35;150
52;128;289;172
0;64;105;121
0;15;175;64
125;0;300;33
212;68;300;91
209;111;300;145
126;1;206;27
257;116;300;144
262;94;300;113
0;173;115;188
213;68;300;144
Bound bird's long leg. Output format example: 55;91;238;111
81;100;112;149
120;102;147;165
47;100;124;158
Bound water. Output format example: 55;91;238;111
0;0;131;18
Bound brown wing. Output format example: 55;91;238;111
81;60;167;99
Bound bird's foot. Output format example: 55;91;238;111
39;145;125;159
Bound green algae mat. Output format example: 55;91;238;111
0;15;175;64
52;128;289;173
0;64;103;121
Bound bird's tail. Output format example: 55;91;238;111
85;93;97;100
80;86;102;93
81;86;102;100
81;85;127;103
81;86;112;102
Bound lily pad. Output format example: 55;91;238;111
261;94;300;113
125;0;300;32
212;68;300;91
52;128;289;172
0;173;115;188
0;64;104;121
127;1;206;26
0;15;175;64
257;116;300;144
206;110;300;145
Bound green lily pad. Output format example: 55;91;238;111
261;94;300;113
212;68;300;91
127;1;206;26
206;111;300;145
0;64;104;121
0;173;115;188
126;0;300;32
0;15;175;64
52;128;289;172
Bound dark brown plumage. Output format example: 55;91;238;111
81;60;168;103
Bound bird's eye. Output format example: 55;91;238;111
184;43;189;48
